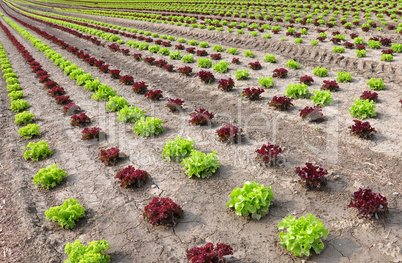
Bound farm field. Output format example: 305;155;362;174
0;0;401;262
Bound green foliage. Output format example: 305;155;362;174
117;106;146;123
177;38;186;43
258;77;274;88
45;198;85;229
24;141;53;162
158;48;170;55
391;43;402;53
83;79;101;92
337;72;352;83
15;111;35;125
366;78;385;90
278;214;328;257
311;90;333;106
250;32;258;37
263;33;272;39
356;49;367;58
243;50;254;58
148;44;161;53
5;77;18;85
182;54;194;63
167;36;175;41
284;83;310;98
18;124;40;139
133;117;163;137
226;48;237;55
285;59;300;69
106;96;129;112
313;67;328;77
235;70;250;80
137;42;149;50
237;29;244;34
8;90;23;101
162;136;196;162
10;99;30;112
199;41;209;48
181;150;221;178
64;239;110;263
188;39;198;46
212;60;229;73
7;83;22;92
169;51;182;60
367;40;381;49
380;54;393;61
226;181;274;220
197;58;212;68
33;164;67;190
76;73;93;86
349;99;377;119
311;39;319;46
294;38;303;44
263;54;277;63
353;37;365;45
333;46;345;53
91;85;117;101
213;45;223;52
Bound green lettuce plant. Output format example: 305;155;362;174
10;99;30;112
106;96;129;112
7;90;23;101
24;141;53;161
162;136;196;162
366;78;385;90
226;48;237;55
64;239;110;263
169;51;182;60
258;77;274;88
133;117;163;137
212;60;229;73
91;85;117;101
14;111;35;125
181;150;220;178
33;164;67;190
243;50;254;58
356;49;367;58
197;58;212;68
264;54;277;63
117;106;146;123
285;59;300;69
182;54;194;63
311;90;333;106
284;83;310;98
313;67;328;77
234;70;250;80
45;198;85;229
337;72;352;83
213;45;223;52
349;99;376;119
199;41;210;48
18;124;40;139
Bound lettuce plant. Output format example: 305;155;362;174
321;80;339;91
45;198;85;229
348;188;388;219
117;106;146;123
272;68;288;78
337;72;352;83
210;54;222;60
106;96;129;112
299;106;324;122
8;90;23;101
63;103;80;115
226;181;274;220
15;111;35;125
143;197;183;226
18;124;40;139
99;147;120;165
33;164;67;190
134;117;163;137
132;81;148;94
166;98;184;112
216;124;242;143
187;243;233;263
197;58;212;68
188;39;198;46
182;54;194;63
178;66;193;76
212;61;229;73
82;127;101;140
10;99;30;112
24;141;52;161
162;136;195;162
91;85;117;101
243;50;255;58
231;58;240;64
115;165;149;188
48;87;65;97
218;78;235;91
333;46;345;53
278;214;328;257
313;67;328;77
284;83;310;99
296;163;328;189
258;77;274;88
197;71;215;83
241;88;264;100
368;40;381;49
269;96;293;110
55;95;71;105
181;150;221;178
213;45;223;52
71;113;91;126
234;70;250;80
170;51;182;60
349;120;376;138
189;109;214;125
263;54;276;63
226;48;237;55
285;59;300;69
119;75;134;85
366;78;385;90
255;143;282;166
360;91;378;102
349;99;376;119
391;43;402;53
311;90;333;106
380;54;393;61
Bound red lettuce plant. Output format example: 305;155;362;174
162;41;171;47
163;64;174;72
381;49;394;55
369;37;379;41
299;106;324;121
155;39;163;45
94;60;105;67
44;81;58;89
241;88;264;100
38;74;50;83
55;95;71;105
317;36;326;42
197;71;215;83
84;57;96;66
166;98;184;112
330;37;341;44
143;197;183;226
115;165;149;188
36;70;48;77
145;90;163;101
119;75;134;85
109;69;120;79
81;127;101;140
99;65;109;73
186;243;233;263
249;61;262;70
231;58;240;64
255;143;283;166
272;68;288;78
175;44;185;50
360;91;378;102
348;188;388;219
216;124;242;143
350;33;359;39
299;75;314;85
108;43;120;52
63;102;80;115
133;81;148;94
343;42;354;49
48;86;65;97
71;112;90;126
321;80;339;91
218;78;235;91
178;66;193;76
296;163;328;189
331;31;340;36
387;25;396;30
210;53;221;60
189;108;214;126
120;49;130;56
154;59;167;67
133;53;142;61
99;147;120;165
196;50;208;56
355;44;365;50
349;120;376;138
269;96;294;110
186;47;196;54
144;57;156;65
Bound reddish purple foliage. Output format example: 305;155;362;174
99;147;120;166
349;120;376;138
362;26;370;32
369;37;379;41
317;36;326;42
155;39;163;45
321;80;340;91
218;78;235;91
272;68;288;78
269;96;294;110
387;25;396;30
381;49;394;55
343;42;354;49
177;66;193;76
38;74;50;83
132;81;148;94
348;188;388;219
84;57;96;66
186;243;233;263
115;165;149;188
120;49;130;55
360;91;378;102
163;64;174;72
44;81;58;89
299;106;324;121
175;44;185;50
55;95;71;105
154;59;168;67
196;50;208;56
350;33;359;39
255;143;283;166
108;43;120;52
210;53;221;60
71;112;90;126
241;88;264;100
355;44;366;50
144;57;156;65
109;69;120;79
133;53;142;61
145;90;163;101
82;127;101;140
231;57;240;64
296;163;328;189
94;60;105;67
35;70;48;77
330;37;341;44
299;75;314;85
216;124;242;143
48;86;65;97
331;31;340;36
143;197;183;226
119;75;134;85
63;102;80;115
189;108;214;126
166;98;184;112
197;71;215;83
99;65;109;73
186;47;196;54
249;61;262;70
380;38;391;46
162;41;171;47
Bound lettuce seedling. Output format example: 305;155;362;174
132;81;148;94
241;88;264;100
166;98;184;112
187;243;233;263
178;66;193;76
106;96;129;112
349;120;376;138
10;99;30;112
64;239;110;263
278;214;328;257
313;67;328;77
189;109;214;126
115;165;149;188
210;53;221;60
162;136;195;162
212;61;229;73
243;50;254;58
33;164;67;190
145;90;163;101
24;141;52;161
117;106;146;122
258;77;274;88
263;54;277;63
272;68;288;78
143;197;183;226
299;106;324;122
349;99;376;119
366;78;385;90
285;59;300;69
348;188;388;219
296;163;328;189
249;61;262;70
133;117;164;137
360;91;378;102
197;58;212;68
234;70;250;80
284;83;310;99
182;54;195;63
227;181;274;220
18;124;40;139
216;124;242;143
226;48;237;55
99;147;120;165
337;71;352;83
14;111;35;125
197;71;215;83
182;150;221;178
311;90;333;106
321;80;339;91
82;127;101;140
45;198;85;229
269;96;293;110
255;143;282;166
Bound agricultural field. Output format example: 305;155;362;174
0;0;401;262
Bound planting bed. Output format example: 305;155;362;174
0;0;401;262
